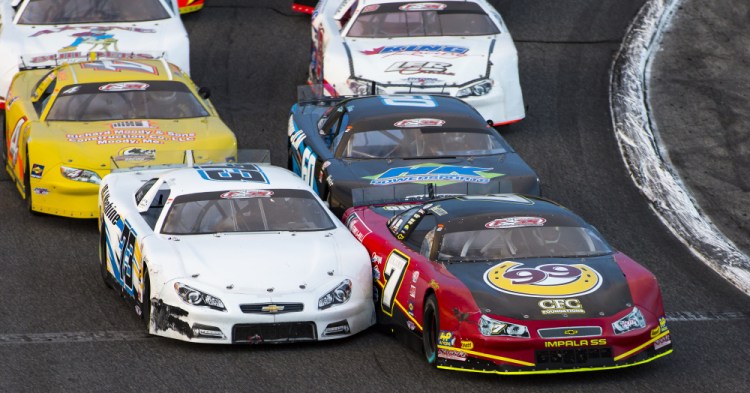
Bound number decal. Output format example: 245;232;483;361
289;124;319;191
7;117;26;170
381;250;410;316
485;262;603;298
117;226;137;290
196;165;269;183
380;95;437;108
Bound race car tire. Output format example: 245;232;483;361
23;156;37;215
287;146;295;171
142;271;152;334
422;294;440;366
1;112;6;162
99;223;114;289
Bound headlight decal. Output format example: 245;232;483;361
60;166;102;184
174;282;226;311
479;315;529;338
318;279;352;309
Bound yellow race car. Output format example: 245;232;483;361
3;59;237;218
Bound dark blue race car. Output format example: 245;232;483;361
287;92;540;216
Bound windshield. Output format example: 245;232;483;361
341;127;506;159
161;189;336;235
47;81;209;121
437;226;612;262
347;2;499;38
18;0;170;24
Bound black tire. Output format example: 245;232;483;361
99;223;114;289
23;157;34;214
1;111;6;162
141;271;152;334
422;295;439;366
287;146;295;171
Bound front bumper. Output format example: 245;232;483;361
26;164;101;218
434;320;672;374
149;285;376;344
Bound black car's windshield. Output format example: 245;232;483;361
438;225;612;262
18;0;171;24
161;189;336;235
47;81;209;121
347;2;499;38
341;127;506;159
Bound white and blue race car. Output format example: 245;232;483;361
98;162;375;343
308;0;525;126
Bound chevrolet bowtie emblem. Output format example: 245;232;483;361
564;329;579;335
262;304;284;313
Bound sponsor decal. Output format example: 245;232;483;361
394;118;446;128
382;205;412;211
429;279;439;290
654;334;672;350
30;25;156;38
30;164;45;179
406;320;416;331
113;147;156;162
371;252;382;265
438;331;455;346
460;340;474;350
361;45;469;57
99;82;150;92
81;60;158;74
220;190;274;199
409;285;417;298
28;26;156;64
33;187;49;195
362;4;380;12
372;265;381;281
66;121;195;145
196;165;269;183
659;316;668;332
101;184;122;227
429;206;448;216
61;86;81;95
485;216;547;229
401;76;444;86
538;298;586;315
437;348;467;362
650;326;661;338
407;301;415;316
386;61;454;76
411;270;419;283
544;339;607;348
346;213;373;242
365;164;503;186
6;96;19;108
399;2;447;11
485;262;603;298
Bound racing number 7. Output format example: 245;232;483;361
381;250;409;316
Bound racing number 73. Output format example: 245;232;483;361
381;250;410;316
117;225;137;290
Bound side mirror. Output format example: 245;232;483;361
198;87;211;99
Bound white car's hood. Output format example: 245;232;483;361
170;232;340;296
14;22;175;67
345;36;493;86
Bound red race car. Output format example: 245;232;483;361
178;0;204;14
343;193;672;374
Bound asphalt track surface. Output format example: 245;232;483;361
0;1;748;391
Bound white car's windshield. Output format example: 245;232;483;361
438;226;612;261
47;81;209;121
161;189;336;234
347;2;500;38
18;0;171;25
341;128;506;159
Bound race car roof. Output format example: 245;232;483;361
413;195;590;229
344;95;489;130
158;164;313;196
53;59;185;87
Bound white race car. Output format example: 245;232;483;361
0;0;190;108
309;0;524;126
98;162;375;343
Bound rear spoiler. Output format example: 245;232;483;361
18;51;166;71
297;83;378;105
351;181;510;208
110;148;271;173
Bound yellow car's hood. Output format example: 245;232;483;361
31;117;237;170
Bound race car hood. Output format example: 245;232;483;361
344;37;493;86
168;232;341;296
443;255;634;321
15;22;176;67
338;155;539;196
32;117;235;169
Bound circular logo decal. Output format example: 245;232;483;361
484;261;603;298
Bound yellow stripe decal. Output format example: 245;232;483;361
394;299;422;331
438;345;535;367
437;349;672;375
614;330;670;361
